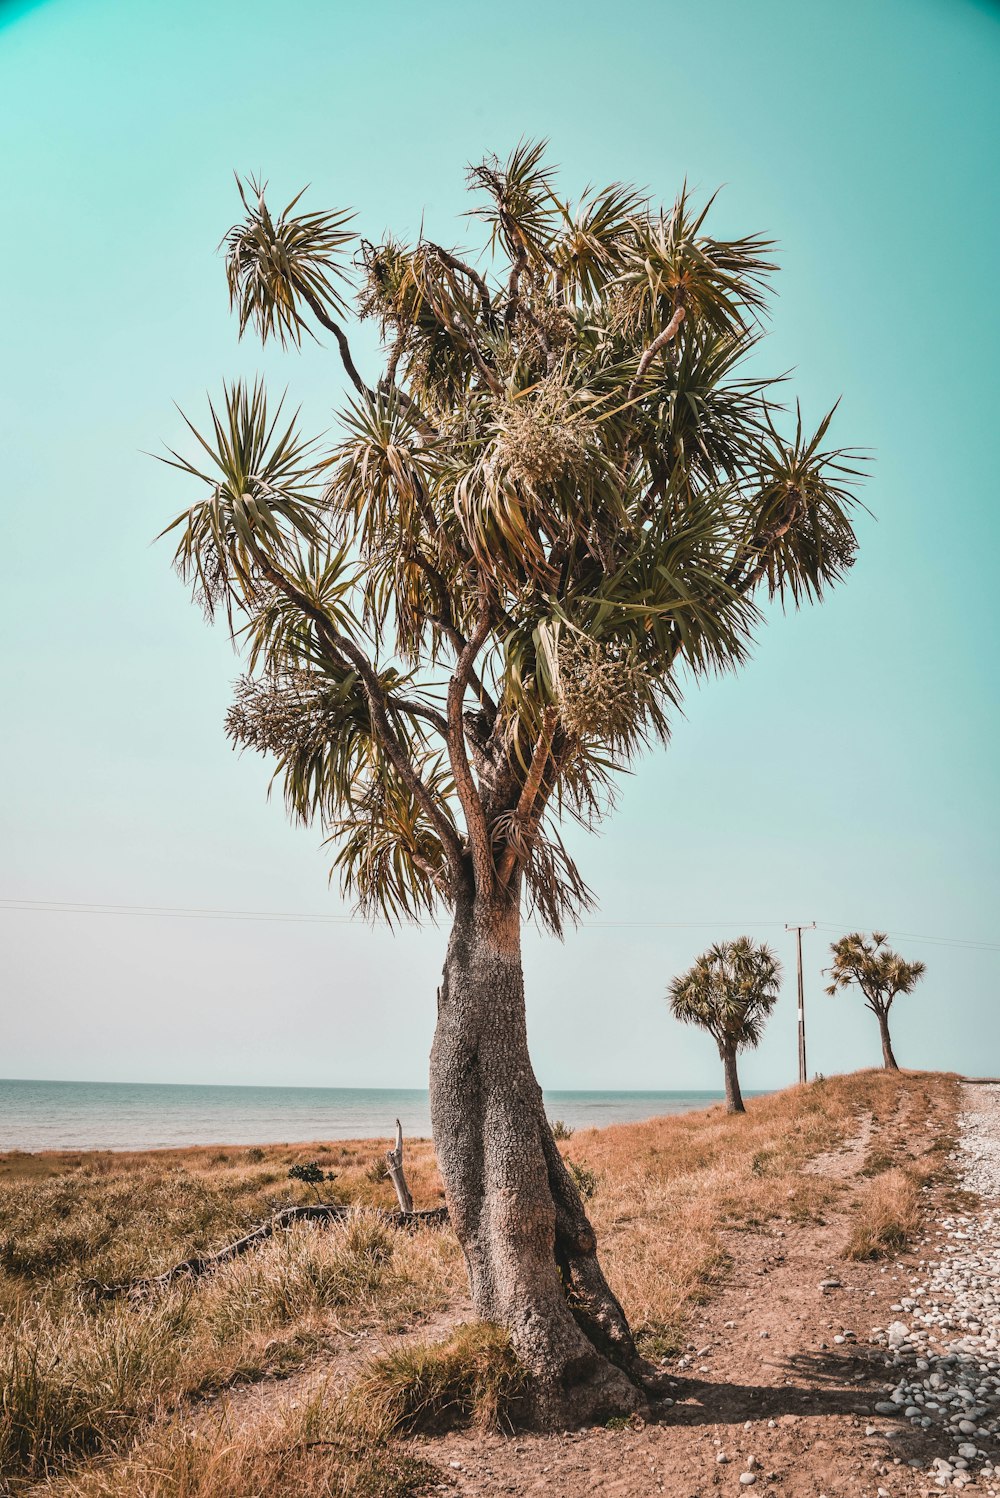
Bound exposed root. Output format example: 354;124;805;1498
526;1350;648;1431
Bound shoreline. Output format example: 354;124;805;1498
0;1088;774;1176
0;1079;756;1156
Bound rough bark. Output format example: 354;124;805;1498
721;1043;746;1114
429;886;646;1427
877;1009;899;1071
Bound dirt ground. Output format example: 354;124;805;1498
414;1090;963;1497
206;1080;969;1497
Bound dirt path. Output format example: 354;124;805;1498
184;1079;961;1497
412;1081;969;1497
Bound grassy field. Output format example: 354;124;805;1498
0;1070;958;1496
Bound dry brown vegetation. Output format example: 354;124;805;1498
0;1070;958;1496
845;1166;923;1260
349;1324;526;1437
0;1141;460;1497
40;1395;440;1498
570;1068;956;1357
842;1075;956;1261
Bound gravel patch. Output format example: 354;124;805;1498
870;1084;1000;1491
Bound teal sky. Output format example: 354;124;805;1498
1;0;998;1095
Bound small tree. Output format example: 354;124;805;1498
160;144;861;1423
668;938;782;1113
825;931;925;1071
288;1160;337;1202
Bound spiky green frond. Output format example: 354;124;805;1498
327;753;456;925
241;547;359;674
326;392;439;558
668;937;782;1052
227;668;456;923
467;139;560;271
615;187;776;343
159;381;324;619
551;181;648;300
162;147;865;929
825;932;926;1014
736;404;865;604
224;176;356;347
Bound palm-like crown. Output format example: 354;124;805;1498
668;937;783;1051
161;144;864;929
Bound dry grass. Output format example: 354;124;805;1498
349;1323;526;1436
0;1069;959;1494
845;1166;923;1260
0;1209;461;1489
568;1069;957;1356
840;1078;956;1260
39;1393;439;1498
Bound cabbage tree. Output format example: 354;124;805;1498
160;144;861;1424
668;937;782;1112
825;931;925;1070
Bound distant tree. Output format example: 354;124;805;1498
668;938;782;1113
160;143;861;1424
825;931;926;1070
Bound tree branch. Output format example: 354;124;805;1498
428;244;495;325
408;550;499;721
411;851;453;902
292;275;439;443
450;311;501;393
505;238;529;328
250;547;464;874
414;252;500;395
383;329;406;390
392;698;451;741
497;706;558;888
627;304;686;401
446;598;495;894
726;489;804;595
290;275;371;401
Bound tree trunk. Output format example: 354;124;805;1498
720;1043;745;1114
877;1009;899;1071
429;887;645;1428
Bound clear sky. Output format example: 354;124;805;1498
1;0;998;1095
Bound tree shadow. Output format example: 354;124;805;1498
656;1348;941;1464
654;1344;1000;1472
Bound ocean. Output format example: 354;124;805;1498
0;1077;732;1153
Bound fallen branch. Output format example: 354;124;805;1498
84;1202;449;1301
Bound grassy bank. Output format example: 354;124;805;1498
0;1070;957;1495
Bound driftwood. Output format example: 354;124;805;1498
85;1201;448;1302
84;1120;438;1301
385;1118;414;1213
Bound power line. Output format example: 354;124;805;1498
814;921;1000;954
0;898;368;926
0;897;997;952
0;898;785;930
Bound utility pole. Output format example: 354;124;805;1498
786;922;816;1085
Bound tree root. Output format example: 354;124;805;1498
83;1202;449;1301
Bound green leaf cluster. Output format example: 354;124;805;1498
668;937;782;1053
160;143;865;931
825;932;927;1017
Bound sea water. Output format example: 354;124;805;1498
0;1077;736;1152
